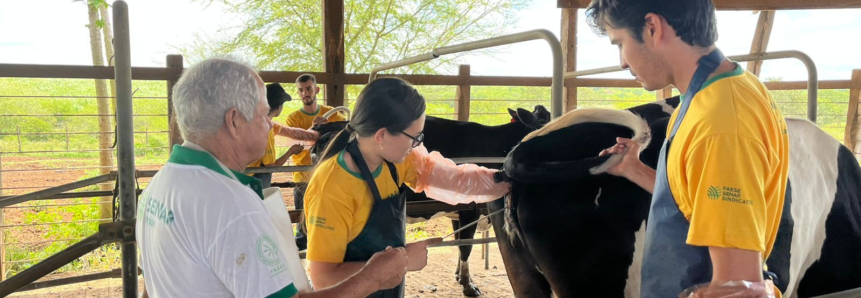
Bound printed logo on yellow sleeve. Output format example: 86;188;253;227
707;186;721;200
309;216;335;231
707;185;753;205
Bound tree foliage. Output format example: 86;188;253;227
183;0;528;73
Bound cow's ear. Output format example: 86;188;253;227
516;108;535;126
508;108;518;120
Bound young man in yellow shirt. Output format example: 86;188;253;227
284;74;346;250
247;83;305;188
591;0;789;297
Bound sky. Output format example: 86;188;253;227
1;0;859;81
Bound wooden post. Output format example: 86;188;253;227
87;0;115;220
747;11;776;76
483;230;490;270
16;126;21;152
843;69;861;153
322;0;345;107
0;204;4;281
456;65;471;121
656;86;674;100
0;147;4;280
166;55;184;150
562;8;578;111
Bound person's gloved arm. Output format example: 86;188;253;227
680;280;776;298
274;122;319;141
409;145;510;205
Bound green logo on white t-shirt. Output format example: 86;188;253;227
256;235;282;266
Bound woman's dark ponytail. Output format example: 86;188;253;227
316;77;426;164
319;128;353;162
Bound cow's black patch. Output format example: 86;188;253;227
797;146;861;297
766;180;793;293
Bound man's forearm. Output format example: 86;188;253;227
272;152;292;167
301;267;382;298
309;261;367;290
709;246;764;283
626;163;656;194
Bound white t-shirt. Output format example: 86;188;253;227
136;144;297;298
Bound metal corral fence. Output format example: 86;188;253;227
0;55;859;293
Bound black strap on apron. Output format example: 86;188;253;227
343;141;406;298
346;141;398;201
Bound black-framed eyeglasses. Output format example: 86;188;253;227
400;131;425;148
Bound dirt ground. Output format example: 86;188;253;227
8;242;515;298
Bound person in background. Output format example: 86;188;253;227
247;83;307;188
284;74;346;250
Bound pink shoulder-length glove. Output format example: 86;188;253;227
409;145;511;205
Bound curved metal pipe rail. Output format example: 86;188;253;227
565;50;819;123
369;29;565;118
321;106;351;120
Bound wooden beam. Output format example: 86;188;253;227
558;0;861;10
844;69;861;153
456;65;471;121
166;55;184;149
656;86;674;100
747;11;776;76
562;8;578;111
322;0;345;107
0;62;854;89
0;63;182;81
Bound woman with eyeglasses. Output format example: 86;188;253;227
303;77;510;298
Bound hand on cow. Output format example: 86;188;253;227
599;137;643;178
313;116;328;125
405;237;443;271
362;246;408;290
287;144;305;156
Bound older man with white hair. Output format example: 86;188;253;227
136;57;408;298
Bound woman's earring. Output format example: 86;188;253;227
379;142;384;150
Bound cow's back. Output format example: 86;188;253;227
423;116;529;159
783;118;861;297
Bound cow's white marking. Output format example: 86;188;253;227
520;108;652;176
594;188;603;207
784;119;840;298
625;220;647;298
655;99;675;114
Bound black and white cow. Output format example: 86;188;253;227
491;97;861;297
310;105;551;296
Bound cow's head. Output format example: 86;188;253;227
509;105;551;130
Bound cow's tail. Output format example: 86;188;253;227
503;188;525;249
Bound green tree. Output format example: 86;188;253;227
183;0;528;73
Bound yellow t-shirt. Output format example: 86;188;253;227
247;124;282;169
666;64;789;262
304;149;418;263
283;105;347;182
